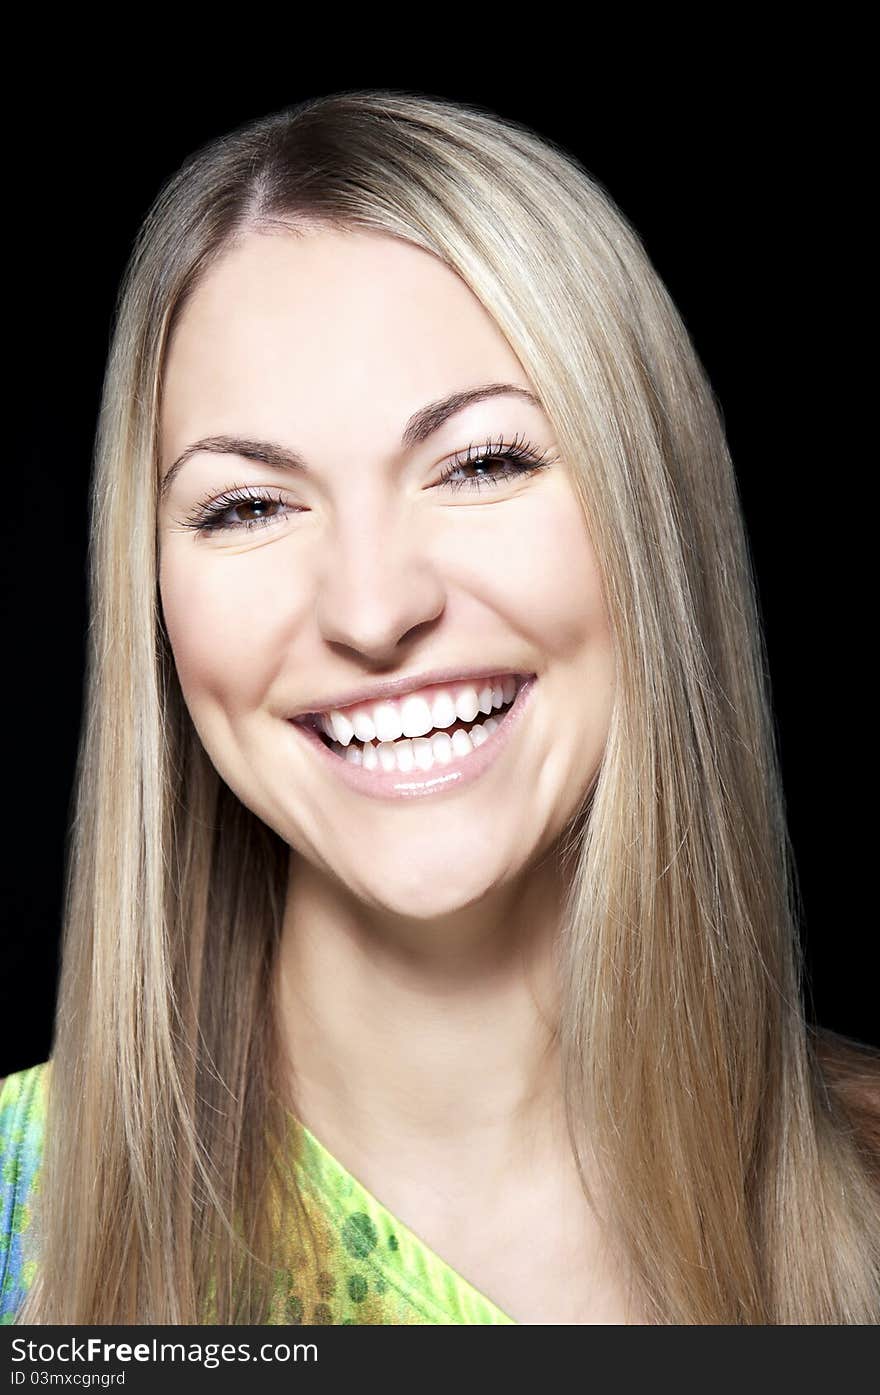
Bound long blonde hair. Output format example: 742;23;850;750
20;89;879;1323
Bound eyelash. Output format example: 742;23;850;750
176;433;553;537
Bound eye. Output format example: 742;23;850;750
434;433;554;493
172;432;554;537
175;486;296;536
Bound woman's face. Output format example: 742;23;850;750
158;227;614;917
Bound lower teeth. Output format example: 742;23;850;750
327;703;511;772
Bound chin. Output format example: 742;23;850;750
350;862;512;923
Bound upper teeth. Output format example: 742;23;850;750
315;674;520;747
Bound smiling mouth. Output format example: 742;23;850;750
288;674;536;799
299;674;525;771
316;691;518;766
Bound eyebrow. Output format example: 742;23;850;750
159;382;543;500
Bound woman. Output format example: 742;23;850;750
1;89;878;1326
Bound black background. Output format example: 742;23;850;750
2;65;873;1075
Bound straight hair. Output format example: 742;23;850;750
19;89;879;1323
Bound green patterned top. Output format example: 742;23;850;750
0;1062;515;1325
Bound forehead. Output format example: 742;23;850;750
160;228;527;454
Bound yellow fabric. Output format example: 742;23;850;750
0;1062;514;1325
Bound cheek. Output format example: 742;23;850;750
453;481;609;656
158;548;284;714
533;500;609;653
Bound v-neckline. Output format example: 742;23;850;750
289;1118;518;1325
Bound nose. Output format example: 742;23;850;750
313;508;447;664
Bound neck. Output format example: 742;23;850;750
274;843;571;1189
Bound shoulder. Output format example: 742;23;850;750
1;1061;51;1190
811;1028;880;1180
1;1062;50;1323
0;1061;51;1126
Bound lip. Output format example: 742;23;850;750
290;666;533;722
287;675;537;801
